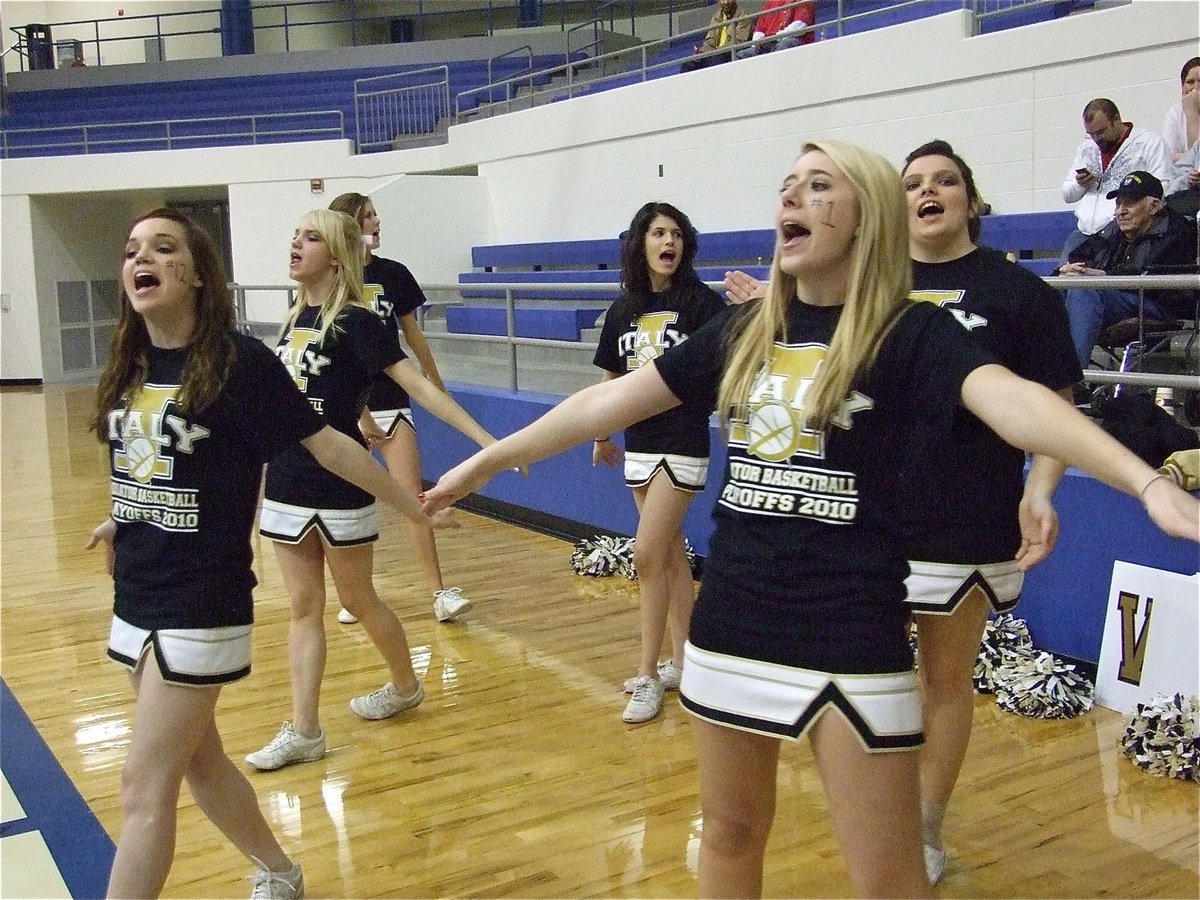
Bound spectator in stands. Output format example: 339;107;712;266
593;202;726;724
680;0;754;73
1060;99;1172;259
1164;139;1200;211
422;141;1200;899
1057;171;1198;368
1162;57;1200;162
327;192;472;628
734;0;814;60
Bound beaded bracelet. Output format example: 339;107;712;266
1139;472;1168;505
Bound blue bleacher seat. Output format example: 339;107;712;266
445;305;604;341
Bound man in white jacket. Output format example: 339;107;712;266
1060;98;1172;259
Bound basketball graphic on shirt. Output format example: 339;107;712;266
633;342;663;367
125;436;159;484
746;400;798;462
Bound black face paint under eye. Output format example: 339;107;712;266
809;198;837;227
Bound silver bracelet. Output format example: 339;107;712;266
1139;472;1168;505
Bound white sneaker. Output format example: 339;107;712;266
251;860;304;899
336;607;358;624
349;680;424;720
433;587;472;622
924;844;947;884
622;675;665;724
245;722;325;771
624;660;682;693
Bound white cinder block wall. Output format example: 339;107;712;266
1;2;1194;381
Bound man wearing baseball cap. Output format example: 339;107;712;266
1057;170;1197;369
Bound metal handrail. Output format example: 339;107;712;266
488;44;533;86
4;1;630;72
353;64;449;152
454;0;815;123
230;273;1199;394
0;109;345;158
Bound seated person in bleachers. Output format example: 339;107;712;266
1164;139;1199;215
1162;57;1200;162
1060;98;1172;260
680;0;754;72
734;0;814;60
1057;171;1197;369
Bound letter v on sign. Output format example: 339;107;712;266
1115;590;1153;686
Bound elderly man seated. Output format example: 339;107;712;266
1057;171;1197;368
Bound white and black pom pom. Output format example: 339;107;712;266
974;613;1034;694
622;538;699;581
992;649;1095;719
570;535;636;578
1119;693;1200;782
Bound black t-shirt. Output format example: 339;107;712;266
655;299;995;672
363;255;428;411
593;281;726;457
107;333;323;629
905;248;1081;563
265;303;405;509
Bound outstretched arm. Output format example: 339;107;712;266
385;358;495;449
961;365;1199;542
301;425;455;528
423;363;681;513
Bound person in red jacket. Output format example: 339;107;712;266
734;0;814;60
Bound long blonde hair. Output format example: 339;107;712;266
279;209;368;347
717;141;913;432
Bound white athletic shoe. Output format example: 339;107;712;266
624;660;682;693
433;587;472;622
622;675;665;724
245;722;325;771
251;859;304;899
336;607;358;624
924;844;947;884
349;680;425;720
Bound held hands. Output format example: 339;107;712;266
592;437;622;468
359;417;388;450
724;270;767;305
427;507;460;530
420;456;494;516
1074;169;1098;189
85;517;117;575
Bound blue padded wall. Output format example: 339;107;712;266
413;385;1199;666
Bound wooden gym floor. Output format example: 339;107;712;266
1;384;1196;898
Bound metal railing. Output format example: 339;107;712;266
0;109;344;158
1047;273;1200;390
353;66;449;151
448;0;870;125
231;273;1198;396
3;1;659;72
